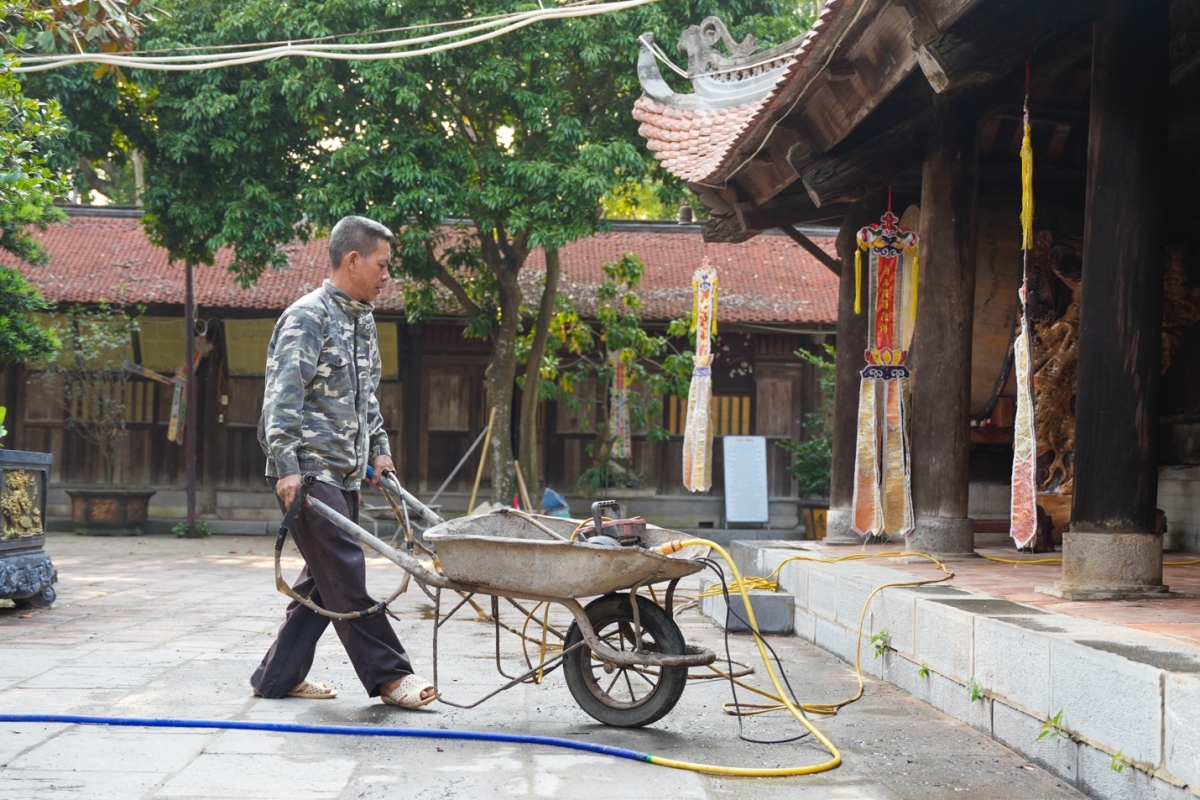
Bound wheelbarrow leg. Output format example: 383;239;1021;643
664;578;680;619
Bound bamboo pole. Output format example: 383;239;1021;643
513;459;533;512
467;406;497;514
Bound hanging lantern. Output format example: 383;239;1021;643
682;260;717;492
851;205;919;537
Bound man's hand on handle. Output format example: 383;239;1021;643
275;473;309;510
367;454;396;485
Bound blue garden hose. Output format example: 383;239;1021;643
0;713;652;763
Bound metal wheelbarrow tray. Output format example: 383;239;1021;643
423;513;704;597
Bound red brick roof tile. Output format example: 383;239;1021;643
18;214;837;325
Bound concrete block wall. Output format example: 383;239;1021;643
711;543;1200;800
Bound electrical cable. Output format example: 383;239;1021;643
696;556;811;746
11;0;660;73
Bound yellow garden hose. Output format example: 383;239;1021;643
980;554;1200;566
649;538;843;776
695;550;954;718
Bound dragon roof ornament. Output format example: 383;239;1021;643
637;16;795;111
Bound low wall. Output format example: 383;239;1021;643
722;542;1200;800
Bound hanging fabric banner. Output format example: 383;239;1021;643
851;204;919;537
609;351;632;462
1010;66;1039;549
682;259;717;492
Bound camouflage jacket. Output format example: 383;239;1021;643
258;280;391;491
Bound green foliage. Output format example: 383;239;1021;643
967;677;984;703
1035;709;1068;744
1110;749;1127;773
918;663;930;679
33;304;140;485
870;629;891;659
0;405;7;445
525;253;691;492
0;266;58;364
0;1;156;365
577;463;646;496
173;520;210;537
776;344;836;498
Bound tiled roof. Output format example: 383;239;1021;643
632;97;769;184
17;214;838;324
633;0;853;186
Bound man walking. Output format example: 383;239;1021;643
252;215;436;708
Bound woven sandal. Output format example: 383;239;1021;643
381;674;438;709
254;680;338;699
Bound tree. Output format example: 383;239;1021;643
0;1;156;369
49;0;811;501
527;253;692;494
34;304;140;485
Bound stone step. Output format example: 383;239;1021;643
699;584;794;635
720;539;1200;800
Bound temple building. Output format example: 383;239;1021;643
3;208;838;533
633;0;1200;595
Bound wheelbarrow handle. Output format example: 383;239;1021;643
368;466;446;527
275;473;317;551
591;500;621;535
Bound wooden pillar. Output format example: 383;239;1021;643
906;92;979;556
1052;0;1168;598
826;192;882;543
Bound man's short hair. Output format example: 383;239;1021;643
328;216;394;269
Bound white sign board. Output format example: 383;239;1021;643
723;436;769;524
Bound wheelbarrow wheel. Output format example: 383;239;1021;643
563;592;687;728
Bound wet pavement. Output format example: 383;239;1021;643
0;533;1085;799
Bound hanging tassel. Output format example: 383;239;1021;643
691;280;700;333
910;254;919;324
711;283;718;336
1019;64;1034;250
854;247;863;315
1020;122;1034;250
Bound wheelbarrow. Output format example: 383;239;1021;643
277;474;717;728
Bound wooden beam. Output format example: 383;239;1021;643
916;0;1100;93
735;195;849;231
798;109;935;207
779;225;841;276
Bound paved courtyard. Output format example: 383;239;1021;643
0;533;1084;799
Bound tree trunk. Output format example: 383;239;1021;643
487;270;523;505
517;246;560;502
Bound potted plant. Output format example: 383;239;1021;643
777;344;835;539
34;303;154;535
0;267;60;606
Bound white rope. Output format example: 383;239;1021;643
10;0;659;73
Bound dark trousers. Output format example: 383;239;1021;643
251;478;413;698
